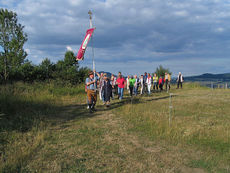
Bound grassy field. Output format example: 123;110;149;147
0;82;229;172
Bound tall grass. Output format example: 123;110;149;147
0;82;85;172
113;85;230;172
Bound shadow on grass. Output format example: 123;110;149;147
0;91;176;134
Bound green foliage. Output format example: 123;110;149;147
18;60;35;82
0;8;28;82
155;65;171;77
36;58;54;81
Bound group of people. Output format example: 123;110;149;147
85;71;184;113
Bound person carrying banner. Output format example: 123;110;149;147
85;71;99;113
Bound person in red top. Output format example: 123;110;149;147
158;76;164;91
116;72;125;100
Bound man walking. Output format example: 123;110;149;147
116;72;125;100
85;71;98;113
164;72;168;90
177;72;184;89
129;75;136;97
143;72;148;94
134;75;140;96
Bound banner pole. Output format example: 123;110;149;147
88;10;96;91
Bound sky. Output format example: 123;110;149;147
1;0;230;77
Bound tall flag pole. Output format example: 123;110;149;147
88;10;96;90
88;10;95;72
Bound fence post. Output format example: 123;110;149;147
169;93;173;127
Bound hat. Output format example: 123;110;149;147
88;71;94;76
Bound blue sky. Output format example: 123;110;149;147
1;0;230;77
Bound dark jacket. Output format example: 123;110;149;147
102;80;112;102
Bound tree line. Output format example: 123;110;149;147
0;8;90;85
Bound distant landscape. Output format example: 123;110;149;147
185;73;230;82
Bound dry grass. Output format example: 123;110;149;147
0;83;229;172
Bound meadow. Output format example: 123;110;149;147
0;82;229;172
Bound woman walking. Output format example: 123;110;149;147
146;73;152;95
102;74;112;107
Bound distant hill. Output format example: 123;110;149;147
185;73;230;82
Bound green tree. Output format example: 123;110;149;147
53;51;79;85
64;51;78;67
37;58;54;81
155;65;171;77
0;8;28;82
19;60;35;83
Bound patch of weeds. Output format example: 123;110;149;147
61;158;91;173
187;159;213;172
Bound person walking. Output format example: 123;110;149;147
177;72;184;89
111;74;116;99
164;72;169;90
102;74;112;107
140;75;144;95
159;76;164;91
146;73;152;95
116;73;125;100
153;73;158;91
99;72;104;102
143;72;148;94
134;75;140;96
129;76;136;97
126;75;130;93
168;73;171;90
85;71;99;113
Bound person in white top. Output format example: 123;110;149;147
140;75;144;95
177;72;184;89
146;73;152;95
126;75;130;93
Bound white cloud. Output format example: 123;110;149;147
66;46;73;51
215;27;224;32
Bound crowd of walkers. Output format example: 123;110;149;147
85;71;184;113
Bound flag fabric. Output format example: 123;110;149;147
76;28;95;61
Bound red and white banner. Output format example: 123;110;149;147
76;28;95;61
